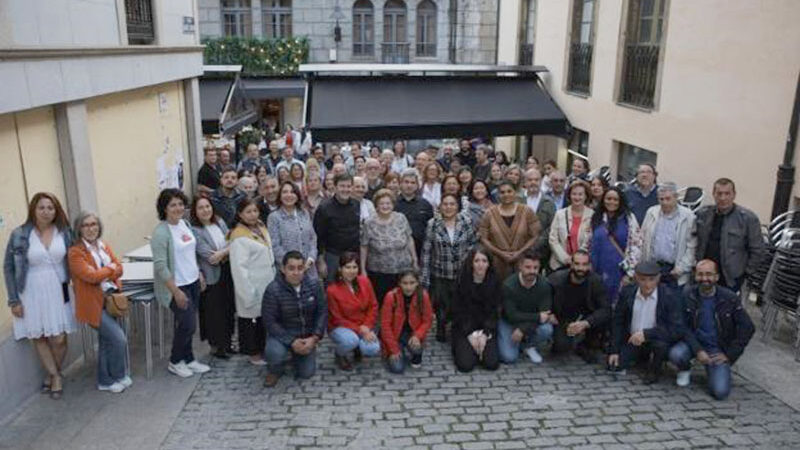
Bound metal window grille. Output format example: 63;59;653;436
125;0;155;45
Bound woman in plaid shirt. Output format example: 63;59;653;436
421;194;478;343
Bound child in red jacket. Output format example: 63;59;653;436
380;271;433;373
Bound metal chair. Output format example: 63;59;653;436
677;186;704;211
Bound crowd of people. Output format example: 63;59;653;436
3;136;762;401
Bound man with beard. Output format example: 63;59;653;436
211;166;246;227
668;260;754;399
546;250;610;363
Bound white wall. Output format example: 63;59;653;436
0;0;121;48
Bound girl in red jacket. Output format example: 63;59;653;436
327;252;381;371
380;271;433;373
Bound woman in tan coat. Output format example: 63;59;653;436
479;180;541;280
549;180;594;271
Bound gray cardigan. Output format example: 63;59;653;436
192;219;229;286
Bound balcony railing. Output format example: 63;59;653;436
125;0;155;45
381;42;410;64
567;43;593;94
519;43;534;66
619;44;660;109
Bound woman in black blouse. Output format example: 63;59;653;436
451;246;501;373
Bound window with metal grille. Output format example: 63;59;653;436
416;0;437;57
566;0;595;94
125;0;155;45
382;0;409;63
263;0;292;38
222;0;252;38
353;0;375;56
618;0;668;109
518;0;536;65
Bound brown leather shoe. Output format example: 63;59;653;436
263;373;280;388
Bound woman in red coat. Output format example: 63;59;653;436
380;271;433;373
326;252;380;371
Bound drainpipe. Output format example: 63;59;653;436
771;70;800;219
448;0;457;63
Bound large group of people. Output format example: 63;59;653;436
3;136;763;402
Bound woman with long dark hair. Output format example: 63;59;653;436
326;252;380;371
590;186;642;303
380;271;433;373
588;176;609;210
451;247;501;373
465;179;495;234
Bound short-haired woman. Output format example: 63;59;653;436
69;212;129;392
326;252;380;371
380;271;433;373
151;189;211;378
4;193;75;399
229;198;277;365
360;189;417;306
190;196;234;359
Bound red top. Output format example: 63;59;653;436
326;275;378;332
567;213;583;255
380;287;434;357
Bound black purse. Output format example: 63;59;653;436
62;282;70;304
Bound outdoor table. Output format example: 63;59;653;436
124;243;152;262
121;262;164;379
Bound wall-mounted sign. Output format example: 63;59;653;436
183;16;195;34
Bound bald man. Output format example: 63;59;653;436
668;259;754;400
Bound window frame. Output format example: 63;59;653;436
262;0;292;39
416;0;437;57
221;0;253;38
353;0;375;57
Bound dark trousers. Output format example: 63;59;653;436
368;271;399;309
619;340;670;373
430;277;456;321
199;263;235;350
552;323;606;354
452;332;500;373
238;316;266;357
169;280;200;364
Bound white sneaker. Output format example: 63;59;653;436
98;382;126;393
676;370;691;387
525;347;543;364
186;360;211;374
168;361;194;378
118;376;133;388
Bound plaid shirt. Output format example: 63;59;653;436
421;214;478;288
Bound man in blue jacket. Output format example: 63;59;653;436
608;260;685;384
668;259;754;399
262;251;327;387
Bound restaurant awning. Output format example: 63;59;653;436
241;77;305;99
303;74;569;141
200;67;259;136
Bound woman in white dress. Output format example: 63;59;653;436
4;192;76;399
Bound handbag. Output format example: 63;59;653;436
105;292;130;318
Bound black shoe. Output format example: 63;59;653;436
435;320;447;343
410;353;422;368
213;349;231;360
643;371;660;385
353;348;363;364
335;355;353;371
575;346;598;364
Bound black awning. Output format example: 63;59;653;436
241;77;305;99
200;77;258;136
305;76;569;141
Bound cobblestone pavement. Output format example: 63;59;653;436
161;339;800;450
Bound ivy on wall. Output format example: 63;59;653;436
202;37;309;76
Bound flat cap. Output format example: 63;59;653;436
635;260;661;276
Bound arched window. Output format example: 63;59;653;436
221;0;252;37
416;0;436;57
353;0;374;56
383;0;408;63
263;0;292;38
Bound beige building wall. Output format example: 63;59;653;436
528;0;800;221
86;82;191;255
0;107;64;338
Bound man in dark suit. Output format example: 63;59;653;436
608;261;685;384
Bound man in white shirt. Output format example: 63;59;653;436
607;261;684;384
519;168;556;261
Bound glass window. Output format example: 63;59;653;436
221;0;252;37
416;0;437;57
263;0;292;38
353;0;374;56
617;142;657;182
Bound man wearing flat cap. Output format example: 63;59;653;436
607;260;685;384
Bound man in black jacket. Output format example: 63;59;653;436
313;173;361;282
608;261;685;384
394;169;434;257
547;250;610;363
668;259;754;399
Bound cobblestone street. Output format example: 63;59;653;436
161;338;800;450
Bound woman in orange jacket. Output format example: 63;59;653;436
326;252;380;371
380;271;433;374
68;212;129;393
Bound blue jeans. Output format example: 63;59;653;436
668;341;732;400
497;319;553;364
386;330;424;374
264;337;317;379
169;280;200;364
94;310;127;386
329;327;381;357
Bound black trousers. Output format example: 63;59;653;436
368;271;399;309
552;323;606;354
237;316;266;357
452;332;500;373
620;340;670;373
199;263;235;350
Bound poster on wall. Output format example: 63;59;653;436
157;156;169;190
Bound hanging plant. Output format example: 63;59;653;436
202;36;309;76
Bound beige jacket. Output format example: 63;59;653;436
548;207;594;270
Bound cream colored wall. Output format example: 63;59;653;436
530;0;800;221
0;107;64;338
86;81;191;255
